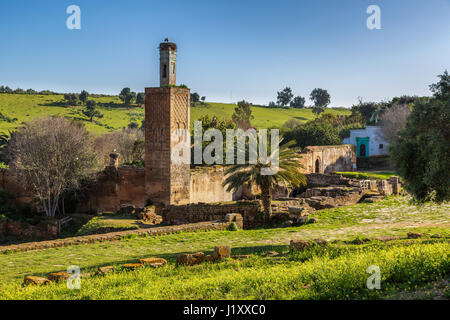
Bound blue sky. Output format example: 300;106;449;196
0;0;449;107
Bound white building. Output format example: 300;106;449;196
342;126;389;158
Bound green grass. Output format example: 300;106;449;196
0;196;448;299
191;102;351;129
0;239;448;300
0;94;351;135
76;215;162;236
336;171;397;180
0;94;143;135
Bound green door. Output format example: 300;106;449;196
356;137;369;158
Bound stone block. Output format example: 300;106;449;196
139;257;167;266
123;263;143;270
177;252;205;266
213;245;231;260
290;240;313;251
97;266;115;274
407;232;426;239
47;272;71;282
23;276;51;286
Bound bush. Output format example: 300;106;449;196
390;71;450;202
283;121;341;149
228;222;239;231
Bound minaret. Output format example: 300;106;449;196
159;39;177;86
145;39;191;206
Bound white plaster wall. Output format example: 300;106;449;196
343;126;389;156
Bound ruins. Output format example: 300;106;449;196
0;39;387;229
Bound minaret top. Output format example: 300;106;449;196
159;39;177;86
159;38;177;52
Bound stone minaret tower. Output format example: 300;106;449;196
159;39;177;86
145;39;191;206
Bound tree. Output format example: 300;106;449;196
190;92;200;106
277;87;294;107
82;100;103;122
136;92;145;105
64;93;79;107
119;88;136;105
290;96;305;109
312;106;325;117
283;121;341;149
8;117;97;217
378;104;411;144
310;88;330;110
351;99;383;123
79;90;89;105
83;100;103;121
232;100;254;130
223;141;306;219
390;71;450;203
94;128;145;167
429;69;450;101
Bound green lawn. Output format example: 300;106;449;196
0;94;351;135
0;196;448;299
336;171;397;180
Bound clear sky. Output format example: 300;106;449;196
1;0;449;107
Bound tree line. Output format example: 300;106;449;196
268;87;331;117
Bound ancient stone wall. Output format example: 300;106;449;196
163;201;262;228
298;145;356;174
190;166;233;203
78;167;147;213
305;173;353;187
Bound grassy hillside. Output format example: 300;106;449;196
0;94;351;135
191;102;351;129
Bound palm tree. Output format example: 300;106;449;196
223;141;306;219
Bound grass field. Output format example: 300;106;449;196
336;171;397;180
0;94;351;135
0;196;448;300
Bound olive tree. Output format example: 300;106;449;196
8;117;97;217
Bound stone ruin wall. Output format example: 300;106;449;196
79;165;234;213
190;166;233;203
78;167;147;213
298;144;356;174
0;165;234;214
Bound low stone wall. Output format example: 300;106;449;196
306;173;354;187
164;201;262;228
0;219;238;254
163;199;311;228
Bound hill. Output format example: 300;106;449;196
0;94;351;135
